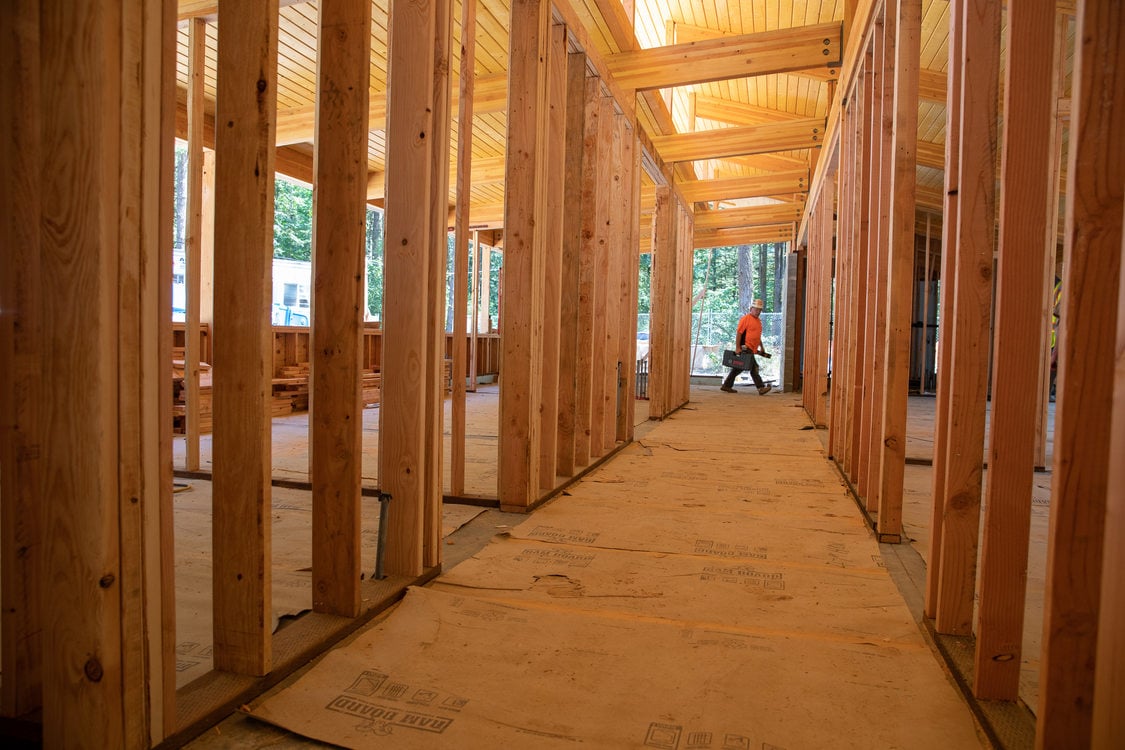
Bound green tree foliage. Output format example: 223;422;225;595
366;208;384;319
273;178;314;261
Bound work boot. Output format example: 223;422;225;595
720;385;737;393
758;384;772;395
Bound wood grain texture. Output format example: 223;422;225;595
607;22;842;92
499;0;547;508
651;119;826;163
934;0;999;634
876;0;919;543
815;180;835;427
212;0;278;674
450;0;477;496
310;0;370;617
380;0;435;574
679;170;808;204
973;0;1055;700
573;76;601;460
925;0;963;620
538;24;567;490
862;18;889;510
556;51;587;477
649;186;674;418
185;18;206;472
0;0;43;718
1093;213;1125;748
619;125;641;442
39;0;129;742
424;0;452;565
850;64;873;494
1039;0;1124;745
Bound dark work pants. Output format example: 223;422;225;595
722;353;764;389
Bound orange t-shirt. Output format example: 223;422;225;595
736;312;762;352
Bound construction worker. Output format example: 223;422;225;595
720;298;772;395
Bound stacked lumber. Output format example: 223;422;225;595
362;370;381;407
274;363;310;412
172;360;213;434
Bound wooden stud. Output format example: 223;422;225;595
934;0;1000;633
574;77;598;450
650;186;674;418
0;0;43;718
973;0;1055;700
212;0;278;675
451;0;477;496
589;94;616;456
1093;221;1125;747
855;54;882;499
815;180;835;427
380;0;435;573
499;0;548;509
877;0;920;544
925;0;964;619
857;49;881;501
1035;15;1070;471
619;124;642;441
309;0;370;617
601;108;624;453
424;0;452;564
1038;0;1123;744
556;52;587;476
184;18;206;472
538;23;567;490
851;62;874;493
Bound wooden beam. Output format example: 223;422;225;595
925;0;964;619
212;0;277;676
693;202;805;230
184;18;205;473
499;0;548;509
380;0;435;575
539;23;567;490
973;0;1054;700
590;94;616;456
1039;0;1123;744
309;0;369;617
934;0;1000;634
1;0;43;718
620;125;642;440
649;186;674;417
556;51;587;477
572;75;601;466
679;169;809;204
424;0;452;566
877;0;921;543
450;0;477;496
178;0;307;22
607;22;842;92
694;94;808;126
651;119;826;163
273;72;506;145
1093;229;1125;744
694;223;795;249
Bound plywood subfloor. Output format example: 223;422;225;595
202;388;984;749
174;384;653;499
173;480;486;688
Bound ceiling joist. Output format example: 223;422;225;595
693;202;806;231
652;119;825;163
678;169;809;204
607;22;842;92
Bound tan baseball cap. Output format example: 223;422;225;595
751;298;765;310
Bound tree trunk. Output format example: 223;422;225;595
758;245;768;307
737;245;753;312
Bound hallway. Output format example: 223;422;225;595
210;388;984;748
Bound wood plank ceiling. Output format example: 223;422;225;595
174;0;1075;243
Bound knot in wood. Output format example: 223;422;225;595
84;658;104;683
99;574;115;589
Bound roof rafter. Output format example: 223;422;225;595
678;169;809;204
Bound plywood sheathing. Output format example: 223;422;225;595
247;389;983;748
